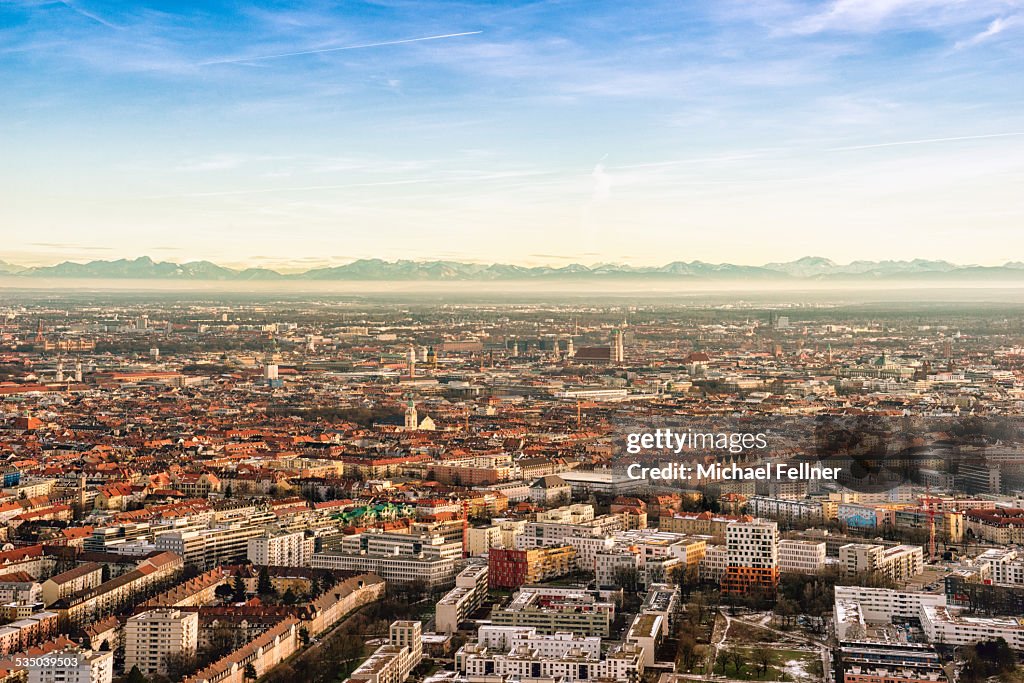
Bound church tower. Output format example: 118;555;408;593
404;399;419;431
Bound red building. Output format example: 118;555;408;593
488;547;575;589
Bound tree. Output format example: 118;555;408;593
728;649;746;676
612;565;641;594
163;652;197;681
243;663;258;682
257;567;275;596
716;651;730;674
282;587;299;605
125;665;149;683
215;583;234;604
231;574;247;602
677;631;699;672
961;638;1017;683
299;626;311;645
752;647;772;677
99;639;110;651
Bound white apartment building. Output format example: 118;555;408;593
466;525;503;556
348;621;423;683
27;647;113;683
834;586;947;629
436;565;489;634
747;496;824;524
535;504;595;525
456;640;644;682
247;529;314;567
976;548;1024;585
496;519;528;550
490;587;615;637
726;520;778;570
835;586;1024;651
699;545;728;582
475;627;601;658
720;520;779;593
920;603;1024;650
778;539;827;574
592;531;705;588
155;510;276;569
517;514;624;553
839;543;923;582
124;608;199;676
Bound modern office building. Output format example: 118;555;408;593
489;587;615;637
311;532;462;588
778;539;827;574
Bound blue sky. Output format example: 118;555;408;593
2;0;1023;269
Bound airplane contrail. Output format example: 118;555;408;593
827;132;1024;152
200;30;482;66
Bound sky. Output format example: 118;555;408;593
2;0;1023;270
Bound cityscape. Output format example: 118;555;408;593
4;0;1024;682
0;289;1021;683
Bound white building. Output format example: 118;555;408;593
721;520;778;592
247;529;314;567
124;608;199;676
835;586;1024;651
456;640;643;682
436;565;489;634
839;543;923;582
348;621;423;683
747;496;824;524
778;539;826;574
312;532;462;588
699;545;728;582
920;603;1024;650
466;526;503;556
27;647;113;683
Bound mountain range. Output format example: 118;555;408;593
3;255;1024;281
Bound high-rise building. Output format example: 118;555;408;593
124;608;199;676
247;529;314;567
721;520;778;594
27;647;113;683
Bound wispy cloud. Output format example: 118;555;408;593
60;0;119;30
955;15;1021;49
787;0;1019;35
198;30;483;66
826;132;1024;152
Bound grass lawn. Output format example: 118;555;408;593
726;620;779;643
715;648;823;681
